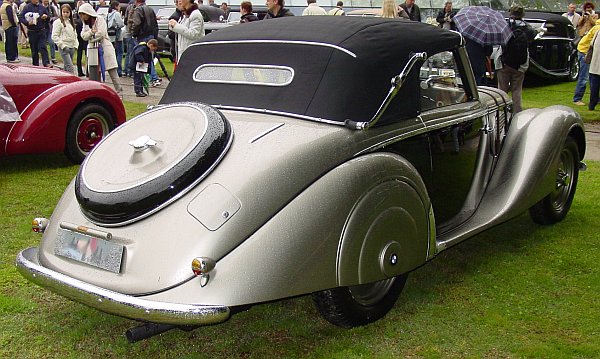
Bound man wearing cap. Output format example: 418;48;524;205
496;5;537;113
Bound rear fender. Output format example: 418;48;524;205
142;153;433;306
5;81;125;155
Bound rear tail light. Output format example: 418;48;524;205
191;257;216;287
32;218;49;233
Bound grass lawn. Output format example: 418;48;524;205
1;155;598;358
1;47;599;357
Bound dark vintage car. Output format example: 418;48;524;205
350;0;579;81
520;11;579;81
156;6;177;59
17;17;586;342
0;64;126;163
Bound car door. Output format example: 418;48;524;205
416;50;492;232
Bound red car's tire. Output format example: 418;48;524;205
65;104;114;164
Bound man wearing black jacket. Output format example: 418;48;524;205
264;0;293;19
240;1;258;23
129;0;161;86
19;0;50;66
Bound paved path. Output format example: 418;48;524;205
584;123;600;162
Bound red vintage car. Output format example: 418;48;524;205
0;64;126;163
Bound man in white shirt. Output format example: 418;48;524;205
562;3;581;27
302;0;326;15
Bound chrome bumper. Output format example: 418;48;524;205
16;247;231;326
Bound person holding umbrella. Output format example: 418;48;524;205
453;6;511;85
495;5;537;113
78;2;122;96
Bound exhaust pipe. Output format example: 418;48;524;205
125;323;178;343
125;305;250;342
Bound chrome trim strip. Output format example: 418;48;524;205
16;247;231;326
531;36;574;42
193;63;295;87
21;85;56;116
192;40;357;58
450;30;465;46
355;107;486;156
249;123;285;144
423;110;488;131
355;126;425;156
528;58;570;77
4;121;18;154
215;105;345;126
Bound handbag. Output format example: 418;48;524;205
585;33;596;64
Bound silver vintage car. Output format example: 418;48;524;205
17;17;586;342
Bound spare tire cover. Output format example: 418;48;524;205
75;102;232;226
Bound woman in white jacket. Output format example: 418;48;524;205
169;0;204;63
77;2;122;95
51;4;79;74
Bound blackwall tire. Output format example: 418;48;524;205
529;137;579;225
568;58;580;82
65;104;114;164
312;274;408;328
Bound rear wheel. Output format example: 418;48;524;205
312;274;408;328
65;104;114;164
529;137;579;225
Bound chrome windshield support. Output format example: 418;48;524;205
345;52;427;130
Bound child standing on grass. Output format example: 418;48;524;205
130;38;158;97
51;4;78;74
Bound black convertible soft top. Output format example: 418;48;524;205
161;16;463;124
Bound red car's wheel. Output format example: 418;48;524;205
65;104;114;164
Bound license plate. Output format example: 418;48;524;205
55;227;124;273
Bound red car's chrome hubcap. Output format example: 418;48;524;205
77;118;105;152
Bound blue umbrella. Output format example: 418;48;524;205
98;46;106;82
454;6;512;46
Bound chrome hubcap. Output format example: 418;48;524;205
550;148;574;212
